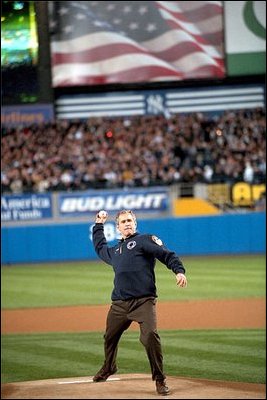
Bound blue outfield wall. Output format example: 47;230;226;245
1;212;266;264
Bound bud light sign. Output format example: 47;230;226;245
58;189;169;217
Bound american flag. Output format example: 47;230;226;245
49;1;225;87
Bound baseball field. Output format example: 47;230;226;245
1;254;266;399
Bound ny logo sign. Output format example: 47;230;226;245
146;94;165;115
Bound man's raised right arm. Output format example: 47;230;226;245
92;213;113;265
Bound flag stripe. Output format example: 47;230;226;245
159;9;222;44
156;1;223;24
52;48;225;86
52;39;222;66
52;29;223;59
53;65;184;86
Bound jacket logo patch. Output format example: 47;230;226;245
151;235;163;246
127;240;136;250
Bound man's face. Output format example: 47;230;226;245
117;212;136;239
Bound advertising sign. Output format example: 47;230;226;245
1;194;53;222
1;104;54;127
224;1;266;75
58;188;169;217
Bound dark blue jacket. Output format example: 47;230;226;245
93;223;186;301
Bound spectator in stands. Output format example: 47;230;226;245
243;160;254;183
1;109;265;193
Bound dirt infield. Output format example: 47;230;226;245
2;298;266;334
1;374;266;399
1;298;266;399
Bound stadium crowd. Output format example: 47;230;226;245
1;108;266;194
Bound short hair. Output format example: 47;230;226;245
115;210;137;226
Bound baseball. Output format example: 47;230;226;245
98;210;107;218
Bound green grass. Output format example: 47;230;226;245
1;329;265;384
1;255;266;309
1;255;266;385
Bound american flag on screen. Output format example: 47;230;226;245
49;1;225;87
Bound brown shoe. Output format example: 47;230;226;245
93;366;117;382
156;379;170;395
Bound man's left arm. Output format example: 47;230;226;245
143;235;187;288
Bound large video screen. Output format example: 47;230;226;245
1;0;38;66
49;1;225;87
2;1;39;104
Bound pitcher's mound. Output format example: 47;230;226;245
1;374;266;399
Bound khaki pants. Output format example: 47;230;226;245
101;296;165;381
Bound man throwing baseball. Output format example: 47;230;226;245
92;209;187;396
